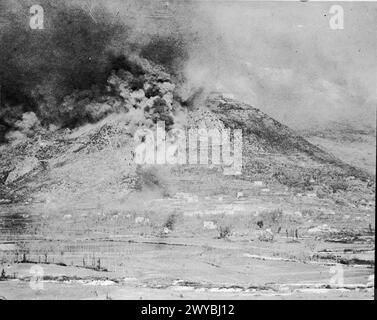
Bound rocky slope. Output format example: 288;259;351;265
0;59;374;212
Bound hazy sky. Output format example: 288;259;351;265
180;0;377;129
57;0;376;129
5;0;377;130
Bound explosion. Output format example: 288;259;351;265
0;0;193;141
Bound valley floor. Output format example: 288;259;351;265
0;191;374;300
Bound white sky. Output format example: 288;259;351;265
182;0;377;129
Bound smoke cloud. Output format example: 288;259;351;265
180;1;377;130
0;0;375;134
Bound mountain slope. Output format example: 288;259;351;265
206;95;371;180
0;63;374;210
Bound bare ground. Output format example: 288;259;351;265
0;190;374;300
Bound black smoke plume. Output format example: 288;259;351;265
0;0;190;136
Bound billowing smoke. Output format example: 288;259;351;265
180;1;377;130
0;1;125;131
1;0;375;141
0;0;191;136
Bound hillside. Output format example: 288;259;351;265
0;79;374;211
0;57;374;300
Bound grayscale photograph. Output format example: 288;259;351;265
0;0;375;301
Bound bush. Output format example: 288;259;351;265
257;229;274;242
163;213;178;231
329;180;349;193
218;225;232;239
259;208;283;226
272;170;312;190
136;166;162;189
